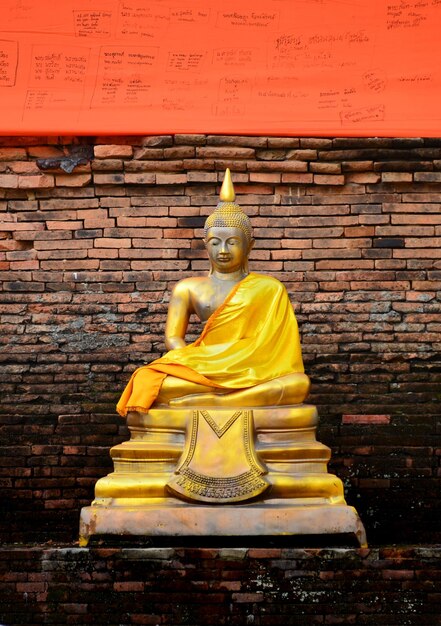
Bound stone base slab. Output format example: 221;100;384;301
79;499;367;547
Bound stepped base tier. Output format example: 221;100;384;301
79;405;367;547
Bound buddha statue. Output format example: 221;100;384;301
116;168;309;414
79;169;366;547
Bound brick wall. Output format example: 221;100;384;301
0;135;440;544
1;546;440;625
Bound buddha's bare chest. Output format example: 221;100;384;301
191;280;238;322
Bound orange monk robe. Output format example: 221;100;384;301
116;273;304;417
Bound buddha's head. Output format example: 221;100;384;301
203;169;254;275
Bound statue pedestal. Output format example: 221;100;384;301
79;405;366;547
79;499;366;547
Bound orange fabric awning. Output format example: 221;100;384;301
1;0;440;136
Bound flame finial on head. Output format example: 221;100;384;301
203;168;253;243
219;167;236;202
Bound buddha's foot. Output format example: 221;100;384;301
169;384;284;408
169;391;229;407
169;373;310;408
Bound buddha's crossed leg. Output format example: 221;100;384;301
154;372;310;408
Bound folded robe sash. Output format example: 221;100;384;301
116;273;304;417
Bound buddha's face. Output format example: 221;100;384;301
205;226;252;274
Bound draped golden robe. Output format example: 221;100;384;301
116;273;304;417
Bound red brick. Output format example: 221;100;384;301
125;160;183;172
314;237;371;249
310;162;341;174
0;174;19;188
407;237;441;248
304;250;361;261
281;173;313;183
116;217;175;228
316;259;373;269
85;218;115;229
16;582;46;593
235;184;272;196
358;214;389;225
33;239;91;250
295;215;358;227
164;146;195;159
248;160;307;172
92;158;124;171
342;415;391;424
384;201;440;213
8;161;41;174
142;135;173;147
0;147;27;160
232;592;264;603
196;146;254;159
18;175;54;188
42;260;99;270
104;227;162;238
376;225;434;236
287;148;317;160
247;548;282;558
124;173;156;185
350;280;410;290
94;238;132;248
93;173;125;185
187;171;218;183
413;280;441;290
391;214;441;224
94;145;133;159
285;227;344;238
382;570;415;580
40;198;99;210
313;174;345;185
208;135;267;148
28;146;64;158
414;171;441;182
132;260;188;270
345;226;375;237
55;174;92;187
1;221;45;231
175;133;206;145
267;137;299;148
10;260;39;270
214;159;248;173
76;209;108;221
381;172;413;182
0;239;30;251
156;173;187;184
114;581;144;591
133;147;164;160
342;160;374;172
100;197;131;208
46;222;83;230
182;158;214;171
346;172;381;184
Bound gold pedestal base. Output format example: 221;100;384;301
80;405;366;546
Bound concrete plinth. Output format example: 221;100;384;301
79;498;367;547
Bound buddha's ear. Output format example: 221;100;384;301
248;238;255;251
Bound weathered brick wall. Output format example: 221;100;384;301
0;135;440;544
1;546;440;625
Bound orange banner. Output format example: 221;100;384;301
1;0;440;136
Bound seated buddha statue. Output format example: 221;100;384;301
79;169;366;547
116;168;310;416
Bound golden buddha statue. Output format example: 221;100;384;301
79;169;366;546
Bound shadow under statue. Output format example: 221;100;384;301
79;169;366;547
